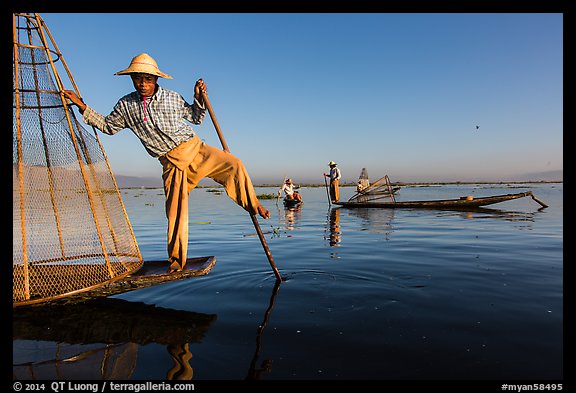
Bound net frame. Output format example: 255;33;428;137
348;174;399;203
13;13;143;307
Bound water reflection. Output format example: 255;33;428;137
348;205;537;224
336;205;538;241
345;206;395;239
284;204;302;231
13;282;285;381
276;202;303;232
245;279;281;380
13;298;217;380
432;206;539;222
324;208;342;247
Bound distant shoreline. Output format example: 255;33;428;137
119;180;563;190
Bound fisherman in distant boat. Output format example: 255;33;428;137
279;178;303;203
62;53;270;274
324;161;341;203
356;180;368;193
356;167;370;193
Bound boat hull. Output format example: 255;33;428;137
14;256;216;307
335;191;536;209
283;197;303;207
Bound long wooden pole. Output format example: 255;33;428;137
277;175;287;206
324;175;332;207
528;191;548;208
201;92;282;281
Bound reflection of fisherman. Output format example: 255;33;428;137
328;208;341;246
167;343;194;380
284;203;302;230
324;161;341;203
279;178;303;202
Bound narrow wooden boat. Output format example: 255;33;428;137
14;256;216;307
283;197;303;207
334;191;547;209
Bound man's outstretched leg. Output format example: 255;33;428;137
185;141;270;219
159;138;270;272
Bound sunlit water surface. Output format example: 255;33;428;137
13;183;563;381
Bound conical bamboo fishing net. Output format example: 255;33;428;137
349;174;398;203
13;13;143;307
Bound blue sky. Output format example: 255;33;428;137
40;13;563;184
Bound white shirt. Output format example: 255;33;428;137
281;183;296;196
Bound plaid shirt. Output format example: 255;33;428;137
83;85;206;157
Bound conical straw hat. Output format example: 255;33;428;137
114;53;173;79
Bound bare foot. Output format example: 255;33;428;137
257;204;270;219
167;260;184;274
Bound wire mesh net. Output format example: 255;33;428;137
348;175;399;203
13;13;143;307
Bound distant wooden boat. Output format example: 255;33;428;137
335;191;548;209
283;197;303;208
14;256;216;307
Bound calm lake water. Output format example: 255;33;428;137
13;183;563;384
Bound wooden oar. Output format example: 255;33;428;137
528;191;548;208
277;175;287;206
324;175;331;207
201;91;282;281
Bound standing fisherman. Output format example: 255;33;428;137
324;161;341;203
62;53;270;273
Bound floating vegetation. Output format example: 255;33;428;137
243;226;282;238
271;226;282;238
257;193;277;200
